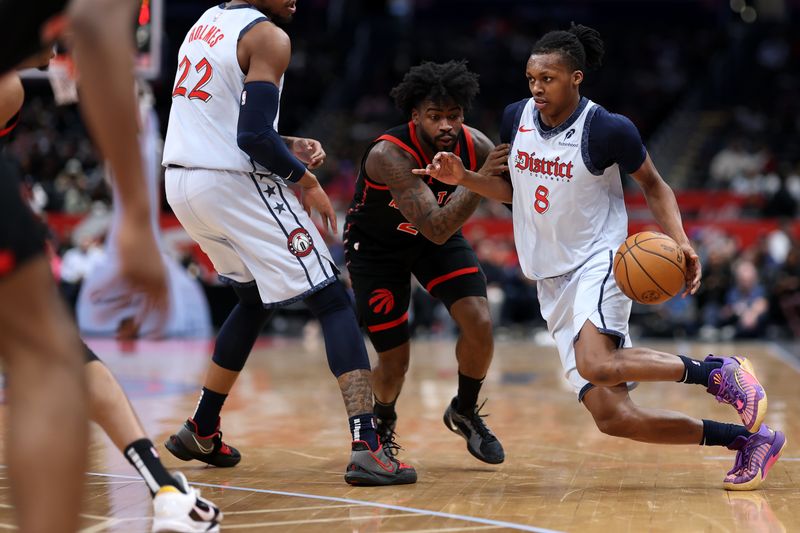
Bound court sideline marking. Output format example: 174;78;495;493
84;472;565;533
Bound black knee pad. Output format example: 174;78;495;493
304;280;352;316
233;282;264;309
211;284;273;372
305;281;370;377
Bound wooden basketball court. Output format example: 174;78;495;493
1;336;797;531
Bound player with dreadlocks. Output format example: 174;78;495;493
414;24;786;490
344;60;509;464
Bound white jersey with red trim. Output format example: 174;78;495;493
162;3;283;173
509;98;628;279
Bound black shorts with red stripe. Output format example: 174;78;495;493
346;227;487;352
0;156;48;278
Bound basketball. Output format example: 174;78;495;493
613;231;687;305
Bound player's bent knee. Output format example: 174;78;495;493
306;282;371;377
452;298;493;341
377;353;410;377
576;359;616;387
595;416;632;438
591;406;637;438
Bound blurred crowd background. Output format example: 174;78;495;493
7;0;800;341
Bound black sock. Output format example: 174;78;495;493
193;387;228;436
373;396;397;423
349;413;379;451
678;355;722;386
124;438;182;496
700;420;751;447
457;372;484;414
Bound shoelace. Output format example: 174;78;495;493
715;374;746;409
215;431;233;455
379;428;403;458
727;448;746;476
466;399;496;441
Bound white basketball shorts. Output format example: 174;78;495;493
537;249;634;399
165;167;337;307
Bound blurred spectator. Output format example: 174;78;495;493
761;174;798;219
59;234;105;311
772;246;800;338
695;231;736;335
708;138;764;189
719;260;769;339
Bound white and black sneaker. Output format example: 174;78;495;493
152;472;221;533
443;397;505;464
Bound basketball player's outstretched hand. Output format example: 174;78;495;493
411;151;465;185
479;143;510;177
301;180;338;234
681;243;702;297
117;221;168;311
292;137;326;170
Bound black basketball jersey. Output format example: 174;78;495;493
0;0;68;74
345;121;478;248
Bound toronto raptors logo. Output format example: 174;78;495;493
287;228;314;257
369;288;395;315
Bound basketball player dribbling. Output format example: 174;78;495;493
344;61;507;464
0;0;169;530
414;24;785;490
161;0;416;486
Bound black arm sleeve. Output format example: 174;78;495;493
237;81;306;182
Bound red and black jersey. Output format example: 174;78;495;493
345;121;478;248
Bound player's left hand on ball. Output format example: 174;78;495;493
292;138;326;169
681;243;702;297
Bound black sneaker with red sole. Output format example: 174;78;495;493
344;440;417;486
165;418;241;468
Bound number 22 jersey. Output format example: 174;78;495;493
162;3;282;174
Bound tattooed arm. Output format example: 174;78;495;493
366;127;492;245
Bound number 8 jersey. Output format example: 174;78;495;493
508;97;629;280
163;4;281;174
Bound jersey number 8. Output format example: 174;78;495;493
534;185;550;214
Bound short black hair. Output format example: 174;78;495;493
389;60;480;115
531;23;605;72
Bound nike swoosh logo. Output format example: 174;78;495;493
518;125;535;133
371;451;398;472
193;499;219;522
191;434;214;455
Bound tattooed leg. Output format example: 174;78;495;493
337;369;374;416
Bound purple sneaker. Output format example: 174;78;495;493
706;356;767;432
723;424;786;491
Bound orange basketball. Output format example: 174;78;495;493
613;231;687;305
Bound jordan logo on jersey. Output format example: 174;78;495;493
514;150;574;180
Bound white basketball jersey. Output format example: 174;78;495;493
509;98;628;279
162;4;282;173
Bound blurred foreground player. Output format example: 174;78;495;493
0;0;170;529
